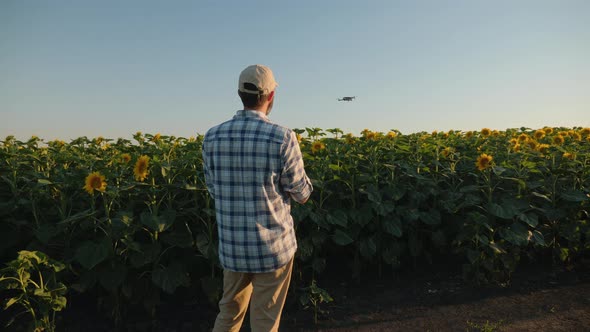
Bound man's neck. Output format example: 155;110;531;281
243;107;267;115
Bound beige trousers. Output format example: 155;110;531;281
212;257;294;332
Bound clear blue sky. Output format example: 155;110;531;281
1;0;589;141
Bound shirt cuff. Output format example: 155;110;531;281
289;175;313;203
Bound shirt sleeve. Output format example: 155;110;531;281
280;131;313;204
202;140;216;198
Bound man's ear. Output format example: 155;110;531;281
268;90;275;102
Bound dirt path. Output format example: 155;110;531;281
280;268;590;332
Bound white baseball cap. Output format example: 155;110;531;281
238;64;278;95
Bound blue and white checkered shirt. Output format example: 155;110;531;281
202;110;313;273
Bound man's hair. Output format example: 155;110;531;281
238;83;268;108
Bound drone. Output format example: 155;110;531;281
338;96;356;102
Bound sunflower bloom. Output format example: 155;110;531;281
296;133;302;143
481;128;491;137
476;153;493;171
543;127;554;135
366;131;377;140
152;133;161;141
534;130;545;140
571;132;581;141
120;153;131;163
134;155;150;181
344;133;355;144
518;133;528;142
513;144;521;152
311;141;326;154
84;172;107;195
562;152;575;160
526;140;538;150
537;144;550;154
509;138;518;145
580;128;590;137
553;135;565;145
465;131;474;138
441;147;453;158
386;131;397;139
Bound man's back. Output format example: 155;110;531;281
203;110;310;273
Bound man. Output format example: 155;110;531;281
202;64;313;332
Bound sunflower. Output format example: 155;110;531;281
562;152;575;160
120;153;131;163
534;130;545;140
476;153;493;171
552;135;565;145
571;132;581;141
431;130;438;136
441;147;453;158
480;128;491;137
344;133;355;144
543;127;554;135
518;133;529;142
152;133;161;141
311;141;326;153
580;128;590;137
465;131;474;138
296;133;303;143
509;138;518;145
386;131;397;139
366;131;377;140
134;155;150;181
512;143;521;152
84;172;107;195
537;144;550;154
526;140;538;150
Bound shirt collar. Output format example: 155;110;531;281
234;109;269;120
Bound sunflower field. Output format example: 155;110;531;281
1;127;589;330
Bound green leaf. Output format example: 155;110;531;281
382;216;403;237
349;205;373;227
326;209;348;227
332;229;354;246
531;191;552;203
129;242;161;268
560;190;588;202
328;164;342;171
419;209;441;225
37;179;53;186
34;223;60;244
532;230;546;247
487;202;517;220
74;239;111;270
360;184;381;203
161;224;194;248
518;213;538;228
487;242;506;254
359;236;377;259
141;209;176;233
4;296;21;309
373;202;395;216
499;222;530;246
152;262;189;294
52;296;67;311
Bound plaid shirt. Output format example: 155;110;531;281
202;110;313;273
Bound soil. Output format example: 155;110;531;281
277;263;590;332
